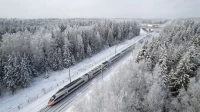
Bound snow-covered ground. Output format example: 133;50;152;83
0;29;147;112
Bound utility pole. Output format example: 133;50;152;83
115;43;118;55
115;46;117;55
115;37;117;55
101;64;103;79
68;59;72;83
69;67;71;83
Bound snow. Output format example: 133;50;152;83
0;29;147;112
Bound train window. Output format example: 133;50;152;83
68;80;84;93
50;95;56;100
84;74;89;77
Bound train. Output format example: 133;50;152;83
48;44;134;106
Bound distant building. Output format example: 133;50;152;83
147;24;153;27
141;24;160;28
152;24;159;28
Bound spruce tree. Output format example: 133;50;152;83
63;45;71;68
159;48;171;85
87;44;92;57
19;54;31;88
136;41;149;63
4;54;19;94
107;28;114;46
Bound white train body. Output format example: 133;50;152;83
48;45;133;106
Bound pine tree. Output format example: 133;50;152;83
184;45;197;77
57;48;63;70
0;55;4;96
159;48;171;85
71;55;76;65
13;53;21;89
136;41;149;63
19;54;31;88
197;27;200;35
49;47;60;71
89;30;96;53
40;45;48;74
0;56;5;80
87;44;92;57
63;45;71;68
173;59;189;93
128;26;134;39
4;54;19;94
117;26;122;41
146;57;154;72
59;24;67;33
49;32;64;71
107;28;114;46
75;34;84;60
95;32;102;52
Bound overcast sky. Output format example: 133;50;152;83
0;0;199;19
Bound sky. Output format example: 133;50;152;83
0;0;199;19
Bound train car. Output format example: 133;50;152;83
48;77;87;106
87;65;102;78
110;53;121;63
48;46;130;106
115;53;121;59
127;46;132;50
82;73;89;82
110;55;117;63
102;61;109;67
121;44;134;55
121;49;127;54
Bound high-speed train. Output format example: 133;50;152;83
48;64;108;106
48;45;133;106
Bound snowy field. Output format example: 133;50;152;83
0;29;147;112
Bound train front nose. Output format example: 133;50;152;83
48;100;53;105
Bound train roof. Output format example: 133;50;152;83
102;61;108;64
56;78;81;93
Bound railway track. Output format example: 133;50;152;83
39;43;135;112
31;33;149;112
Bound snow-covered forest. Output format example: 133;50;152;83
136;19;169;24
0;19;140;95
73;19;200;112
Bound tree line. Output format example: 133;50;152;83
0;19;140;95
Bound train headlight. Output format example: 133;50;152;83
48;100;52;105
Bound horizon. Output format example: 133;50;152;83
0;0;199;19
